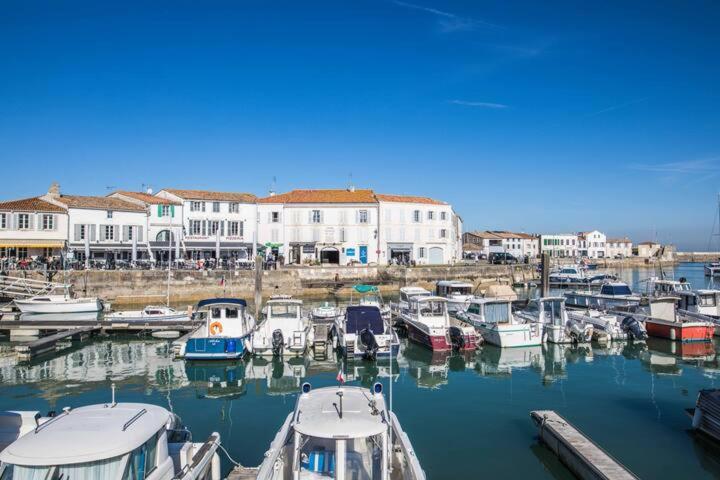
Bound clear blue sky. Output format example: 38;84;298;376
1;1;719;250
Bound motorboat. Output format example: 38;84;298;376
639;296;714;342
311;301;342;322
435;280;476;314
400;296;479;351
564;282;641;310
389;286;431;319
105;305;191;322
176;298;256;360
14;294;102;314
251;383;426;480
18;311;101;322
331;305;400;359
252;298;309;357
646;277;693;297
457;298;542;347
514;297;593;344
549;266;586;283
0;401;221;479
705;262;720;277
351;284;391;320
695;289;720;319
566;309;647;342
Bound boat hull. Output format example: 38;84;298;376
183;335;251;360
405;321;477;351
104;313;189;322
15;298;102;314
477;324;542;348
645;320;714;342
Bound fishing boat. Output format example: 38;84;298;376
564;282;641;310
252;383;426;479
105;305;190;322
0;400;221;479
641;296;714;342
566;309;647;342
331;305;400;359
311;301;342;322
252;298;309;357
14;294;102;314
400;296;478;351
390;286;432;319
177;298;256;360
695;289;720;318
457;298;542;347
514;297;593;344
435;280;476;314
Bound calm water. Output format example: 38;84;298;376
2;263;720;479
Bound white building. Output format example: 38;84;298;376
540;234;578;258
578;230;607;258
257;189;380;265
462;231;538;259
155;189;257;261
109;190;184;262
0;185;68;260
606;237;633;258
376;194;461;265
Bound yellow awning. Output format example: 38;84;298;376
0;242;64;248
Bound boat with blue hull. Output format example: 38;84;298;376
178;298;256;360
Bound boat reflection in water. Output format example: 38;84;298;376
639;338;716;376
473;344;543;378
400;342;472;389
343;357;400;388
185;361;247;399
245;356;307;396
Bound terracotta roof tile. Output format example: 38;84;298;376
57;195;146;212
111;191;181;206
162;189;256;202
607;237;632;243
0;197;66;213
257;189;377;204
375;193;446;205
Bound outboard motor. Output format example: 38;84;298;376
359;328;379;360
448;326;465;351
568;323;593;343
271;329;284;356
621;316;648;340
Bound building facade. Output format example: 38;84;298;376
0;190;68;260
540;234;578;258
578;230;607;258
606;238;633;258
462;231;538;259
155;189;257;261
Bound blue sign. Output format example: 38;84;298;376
359;246;368;264
346;248;356;256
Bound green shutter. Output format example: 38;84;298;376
170;205;175;217
157;205;162;217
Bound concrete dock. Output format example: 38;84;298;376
530;410;638;480
14;326;99;360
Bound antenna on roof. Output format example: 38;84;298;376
348;172;355;192
106;186;116;191
269;176;277;197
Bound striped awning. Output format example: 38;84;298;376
0;242;64;248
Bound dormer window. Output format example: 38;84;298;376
106;211;113;219
229;202;239;213
213;202;220;213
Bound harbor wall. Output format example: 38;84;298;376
7;264;538;307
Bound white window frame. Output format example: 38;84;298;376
229;202;239;213
271;211;280;223
440;211;447;221
228;221;239;236
212;202;221;213
104;225;115;241
311;210;321;224
358;210;368;224
413;210;421;223
161;205;170;217
0;213;7;229
106;210;113;219
440;229;447;238
42;214;54;230
17;214;30;230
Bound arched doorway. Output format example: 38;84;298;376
429;247;444;264
156;230;175;243
320;247;340;264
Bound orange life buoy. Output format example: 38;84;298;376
209;321;223;335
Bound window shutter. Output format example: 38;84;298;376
319;211;324;224
355;210;359;224
308;211;313;224
277;212;282;223
268;212;272;223
100;226;106;241
74;224;81;241
138;226;143;242
52;215;58;231
170;205;175;217
90;225;97;241
28;215;34;230
202;220;207;236
220;221;225;236
201;202;206;212
122;226;128;242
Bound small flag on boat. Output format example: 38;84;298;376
219;275;225;286
336;369;345;384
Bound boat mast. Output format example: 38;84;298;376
167;229;172;307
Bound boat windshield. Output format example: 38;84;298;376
700;294;717;307
270;304;299;318
346;307;384;334
560;268;578;274
298;435;383;479
419;301;446;316
484;302;510;324
0;456;126;480
448;287;471;295
360;295;380;306
542;300;564;325
600;285;632;296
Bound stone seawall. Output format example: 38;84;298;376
8;264;538;307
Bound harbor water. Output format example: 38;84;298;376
2;263;720;479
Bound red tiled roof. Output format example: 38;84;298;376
162;189;256;202
257;189;377;204
375;194;446;205
111;191;181;206
56;195;146;212
0;197;66;213
467;230;536;240
607;237;632;243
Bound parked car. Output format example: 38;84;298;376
489;252;518;264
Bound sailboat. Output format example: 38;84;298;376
706;194;720;277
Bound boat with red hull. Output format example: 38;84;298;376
643;297;714;342
400;296;478;351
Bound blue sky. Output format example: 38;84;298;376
1;1;719;250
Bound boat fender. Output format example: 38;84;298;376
209;322;223;335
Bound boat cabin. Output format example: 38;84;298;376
524;297;567;326
344;306;386;335
697;290;720;314
408;297;449;328
599;283;633;297
649;279;692;295
0;403;213;480
195;298;254;338
435;281;473;297
398;287;431;304
266;298;303;321
465;299;513;325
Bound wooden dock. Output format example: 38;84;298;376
0;319;201;333
530;410;638;480
15;326;99;360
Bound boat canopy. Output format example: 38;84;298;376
345;306;384;334
197;298;247;309
353;284;378;293
600;283;633;296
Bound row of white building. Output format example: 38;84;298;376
0;183;463;266
463;230;637;259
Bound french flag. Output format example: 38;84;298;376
336;369;345;384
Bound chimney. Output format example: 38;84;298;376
146;187;153;195
349;185;355;193
47;182;60;198
269;190;276;197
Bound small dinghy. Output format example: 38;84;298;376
567;309;647;342
252;382;426;479
312;301;342;321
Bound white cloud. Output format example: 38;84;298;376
449;100;508;109
391;1;501;31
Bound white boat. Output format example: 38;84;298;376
400;296;479;351
105;305;190;322
705;262;720;277
252;383;425;479
435;280;476;314
566;309;647;342
514;297;593;344
457;298;542;347
311;301;342;322
390;286;432;318
696;290;720;334
549;265;587;283
252;298;309;356
564;282;641;310
0;402;221;479
14;294;102;314
331;305;400;359
350;284;392;320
